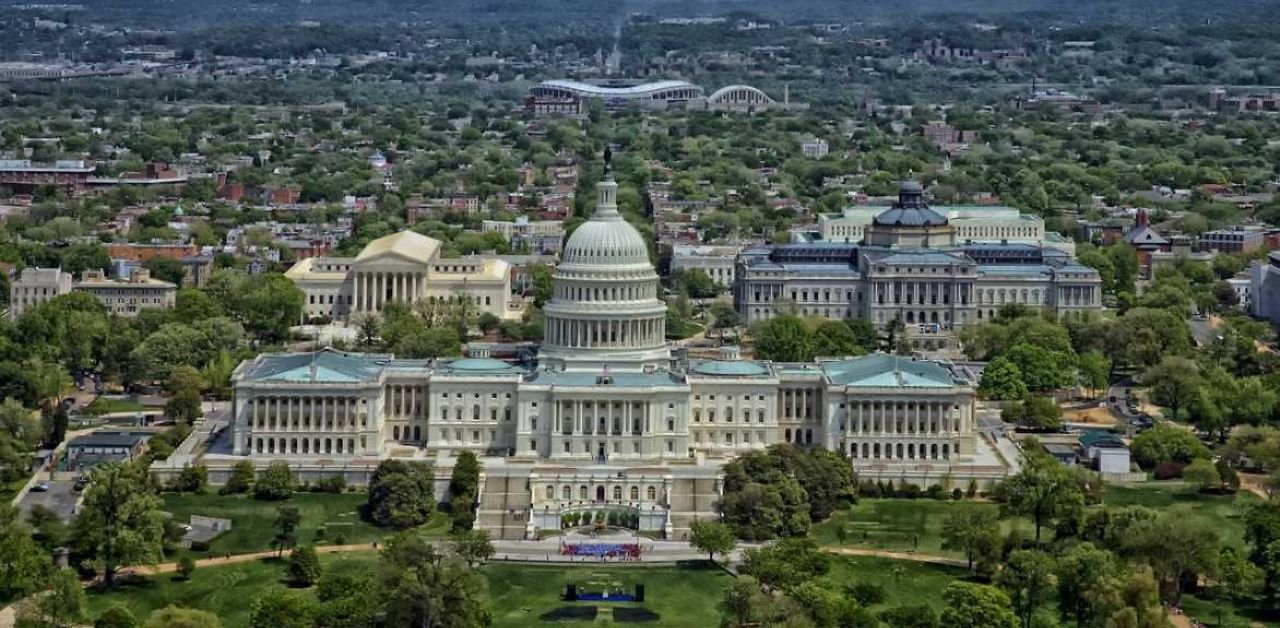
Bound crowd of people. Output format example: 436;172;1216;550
561;542;643;560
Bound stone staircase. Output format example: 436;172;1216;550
475;474;532;540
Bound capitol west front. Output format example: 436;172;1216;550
214;170;1004;540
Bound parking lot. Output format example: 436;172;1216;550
16;475;82;522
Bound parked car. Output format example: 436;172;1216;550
31;483;50;492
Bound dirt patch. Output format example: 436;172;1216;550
1062;405;1119;425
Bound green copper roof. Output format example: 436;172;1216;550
241;349;393;384
439;357;525;374
822;353;956;388
688;361;771;377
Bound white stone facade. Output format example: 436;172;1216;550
225;174;995;540
285;230;516;323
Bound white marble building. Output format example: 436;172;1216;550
225;170;1000;541
284;230;518;323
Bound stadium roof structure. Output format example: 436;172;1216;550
535;79;702;98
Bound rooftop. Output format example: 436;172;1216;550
538;79;701;97
821;353;960;388
688;361;772;378
238;348;397;384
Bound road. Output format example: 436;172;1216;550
1188;317;1219;347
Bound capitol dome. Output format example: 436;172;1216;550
538;165;669;373
559;188;651;269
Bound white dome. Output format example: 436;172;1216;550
559;176;650;268
538;171;669;373
561;219;650;267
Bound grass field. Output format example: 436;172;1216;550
84;553;972;627
486;563;732;627
85;553;378;627
1102;484;1259;549
84;397;145;415
811;499;1033;557
812;483;1261;557
160;492;449;557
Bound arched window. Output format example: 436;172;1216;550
647;486;657;501
562;486;572;500
612;486;622;501
630;486;639;501
579;485;588;500
545;485;554;499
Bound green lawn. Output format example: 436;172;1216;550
86;553;378;627
811;499;1033;558
485;563;732;628
85;397;145;415
821;554;972;609
85;554;972;628
160;492;448;557
813;484;1261;557
1102;484;1259;549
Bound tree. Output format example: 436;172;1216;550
142;606;223;628
1078;351;1111;398
173;465;208;494
0;398;40;482
287;545;322;587
940;582;1018;628
228;273;304;342
739;537;829;593
1056;543;1123;627
176;556;195;581
71;462;165;586
1182;458;1221;492
448;451;480;503
997;549;1057;628
811;320;867;358
689;519;736;564
144;256;188;285
979;357;1029;401
998;451;1086;543
449;529;495;567
1243;501;1280;600
273;506;301;557
477;312;500;335
0;507;49;600
1004;343;1073;392
379;531;490;628
221;460;255;494
164;365;205;424
254;461;296;500
1141;356;1202;421
877;605;940;628
709;301;741;337
314;572;380;628
750;315;813;362
94;604;139;628
1121;509;1220;603
249;587;318;628
33;567;86;628
719;577;766;628
1130;424;1212;469
1002;396;1062;431
941;508;1001;573
367;460;435;529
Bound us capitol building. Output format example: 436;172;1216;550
210;170;1009;540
